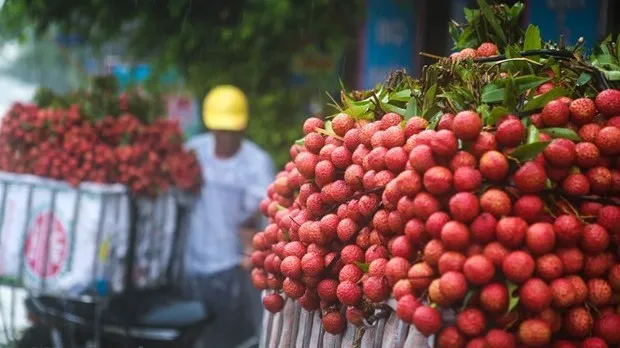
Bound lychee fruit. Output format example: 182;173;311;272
569;97;596;125
412;306;442;336
520;278;552;312
480;283;508;313
587;278;612;307
438;251;467;274
431;129;459;157
479;151;509;181
513;161;547;193
513;195;545;223
463;255;495;285
550;278;576;308
263;293;285;313
449;192;480;223
593;313;620;345
423;166;453;194
470;213;497;244
594;89;620;116
485;329;516;348
395;294;421;323
453;166;483;192
543;138;576;168
536;254;564;281
336;280;362;306
595;126;620;156
502;251;535;284
496;117;526;147
322;310;346;335
480;189;512;218
456;308;486;337
541;99;570;126
477;42;499;57
439;271;468;303
525;222;556;255
441;221;471;250
452;110;483;141
580;223;609;254
362;275;390;302
563;306;592;338
496;216;528;249
518;319;551;347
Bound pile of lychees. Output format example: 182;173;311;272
0;99;202;195
251;79;620;346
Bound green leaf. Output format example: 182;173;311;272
576;72;592;86
486;106;510;126
526;124;540;144
523;25;542;51
477;0;506;45
294;138;305;146
389;89;412;102
404;96;419;120
422;83;438;116
513;75;551;92
602;70;620;81
354;262;369;273
521;87;569;112
381;102;407;116
506;281;520;314
481;83;504;103
276;204;285;211
509;141;551;162
282;230;291;242
616;34;620;60
503;76;517;111
540;128;582;141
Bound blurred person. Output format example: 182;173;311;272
184;85;274;348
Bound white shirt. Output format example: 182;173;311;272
184;133;274;275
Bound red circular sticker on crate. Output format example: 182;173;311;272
24;212;68;279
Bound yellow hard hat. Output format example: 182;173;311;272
202;85;249;131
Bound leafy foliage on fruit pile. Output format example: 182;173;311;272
0;76;202;195
253;1;620;346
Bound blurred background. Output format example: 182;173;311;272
0;0;617;168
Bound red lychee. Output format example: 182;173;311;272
322;310;346;335
456;308;486;337
479;151;509;181
496;216;528;249
520;278;552;312
580;223;609;254
396;294;421;323
283;277;306;299
518;319;551;347
480;283;508;313
449;192;481;223
363;275;390;302
563;306;592;338
439;271;468;302
543;138;576;168
423;166;453;194
542;99;570;126
463;254;495;286
452;111;483;141
513;161;547;193
502;251;535;284
477;42;499;57
550;278;576;308
593;313;620;345
412;306;442;336
536;254;564;281
496;117;526;147
569;97;596;125
441;221;471;250
595;126;620;156
480;189;512;218
262;293;285;313
587;278;612;307
431;129;459;158
317;279;339;302
594;89;620;116
470;213;497;244
438;251;466;274
526;222;556;255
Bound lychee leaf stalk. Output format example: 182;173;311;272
506;281;520;314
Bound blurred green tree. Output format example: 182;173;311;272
0;0;362;166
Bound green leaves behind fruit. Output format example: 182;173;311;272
523;24;542;52
404;96;420;120
354;262;369;273
506;281;520;314
294;138;305;146
509;141;551;163
477;0;507;46
485;106;510;126
481;75;550;103
521;87;569;112
540;128;581;141
576;72;592;87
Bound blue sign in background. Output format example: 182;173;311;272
526;0;602;49
359;0;416;89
